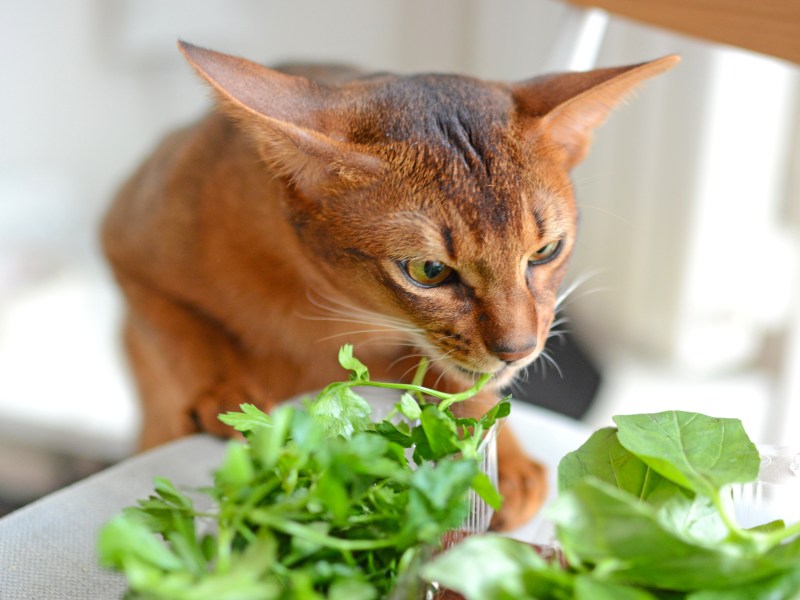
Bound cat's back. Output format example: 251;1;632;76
101;106;270;293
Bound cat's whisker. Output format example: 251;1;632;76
507;376;529;400
303;290;418;332
304;292;395;325
315;328;414;343
538;348;564;380
388;352;428;375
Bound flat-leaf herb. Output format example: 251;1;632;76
99;345;505;599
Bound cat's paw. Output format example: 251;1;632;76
187;384;256;438
490;430;548;531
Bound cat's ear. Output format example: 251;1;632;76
513;55;680;167
178;41;385;192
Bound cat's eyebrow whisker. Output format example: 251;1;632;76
570;173;603;189
556;269;603;309
576;201;634;227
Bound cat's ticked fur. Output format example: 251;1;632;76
102;42;678;530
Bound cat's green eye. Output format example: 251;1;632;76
529;240;562;265
402;259;455;287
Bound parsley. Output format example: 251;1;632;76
99;345;507;599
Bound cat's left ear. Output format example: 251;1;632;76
513;55;680;167
178;41;385;193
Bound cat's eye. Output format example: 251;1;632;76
402;259;455;287
529;240;562;265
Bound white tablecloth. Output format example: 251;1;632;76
0;398;590;599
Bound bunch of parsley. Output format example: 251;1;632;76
424;411;800;599
99;345;507;599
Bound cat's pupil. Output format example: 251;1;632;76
424;261;445;279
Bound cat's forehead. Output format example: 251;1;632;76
348;73;576;251
354;74;531;213
353;74;514;144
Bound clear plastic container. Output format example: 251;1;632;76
730;445;800;528
441;422;499;548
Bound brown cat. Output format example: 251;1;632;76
102;42;678;530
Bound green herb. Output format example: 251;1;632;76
98;345;506;599
423;410;800;599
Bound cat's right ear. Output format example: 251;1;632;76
513;55;680;168
178;41;385;193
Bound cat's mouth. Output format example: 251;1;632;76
452;362;522;389
413;336;534;390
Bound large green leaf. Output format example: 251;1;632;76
549;478;783;591
613;412;760;497
421;535;552;600
558;427;679;505
574;576;659;600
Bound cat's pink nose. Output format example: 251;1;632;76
491;341;537;364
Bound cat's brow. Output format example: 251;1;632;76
441;227;456;260
533;209;546;238
387;212;455;260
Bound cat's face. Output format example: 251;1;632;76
178;42;678;388
287;75;578;387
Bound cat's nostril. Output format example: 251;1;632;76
491;341;537;364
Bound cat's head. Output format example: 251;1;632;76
180;42;678;388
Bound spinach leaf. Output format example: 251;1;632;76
574;576;660;600
425;410;800;600
421;534;558;600
558;427;680;506
613;412;760;498
687;568;800;600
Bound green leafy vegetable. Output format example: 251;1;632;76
99;345;505;599
613;412;761;499
424;410;800;599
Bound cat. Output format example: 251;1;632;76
102;41;678;530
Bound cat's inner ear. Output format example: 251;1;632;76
513;55;680;167
178;41;385;192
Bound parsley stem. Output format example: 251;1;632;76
411;356;429;404
438;373;493;411
251;509;400;551
327;371;492;411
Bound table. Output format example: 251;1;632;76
0;397;590;599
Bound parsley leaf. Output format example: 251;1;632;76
99;346;506;599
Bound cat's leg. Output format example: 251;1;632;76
118;276;269;449
492;422;548;531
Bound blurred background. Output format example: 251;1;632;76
1;0;798;514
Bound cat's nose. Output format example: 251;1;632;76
491;340;538;364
